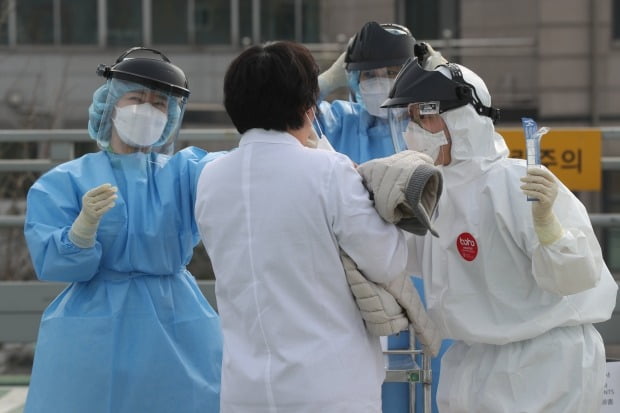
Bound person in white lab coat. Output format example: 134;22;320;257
194;40;411;413
381;58;618;413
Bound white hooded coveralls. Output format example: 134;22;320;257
406;71;617;412
195;129;410;413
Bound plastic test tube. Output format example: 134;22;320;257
521;117;550;201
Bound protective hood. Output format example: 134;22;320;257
435;64;508;175
383;58;508;180
441;104;509;173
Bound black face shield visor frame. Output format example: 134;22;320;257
381;58;500;123
345;22;415;71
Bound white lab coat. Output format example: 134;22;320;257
195;129;409;413
406;104;618;413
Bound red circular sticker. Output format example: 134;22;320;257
456;232;478;261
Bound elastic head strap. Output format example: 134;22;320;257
446;63;500;123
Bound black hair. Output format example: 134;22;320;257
224;40;320;134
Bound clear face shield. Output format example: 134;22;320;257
347;66;401;118
388;102;448;161
96;78;187;156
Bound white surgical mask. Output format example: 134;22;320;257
113;103;168;148
305;110;335;151
402;121;448;161
359;78;394;118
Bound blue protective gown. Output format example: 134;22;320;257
317;100;394;164
318;99;451;413
23;147;223;413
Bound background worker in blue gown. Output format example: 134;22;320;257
315;21;451;413
23;47;223;413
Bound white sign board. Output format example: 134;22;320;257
602;362;620;411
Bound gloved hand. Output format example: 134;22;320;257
415;42;448;70
520;167;564;245
318;51;348;98
69;183;118;248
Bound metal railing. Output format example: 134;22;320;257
0;128;618;355
2;128;620;227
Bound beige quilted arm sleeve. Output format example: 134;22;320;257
383;276;442;357
340;249;410;336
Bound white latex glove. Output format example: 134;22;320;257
318;51;348;98
69;183;118;248
520;167;564;245
416;42;448;70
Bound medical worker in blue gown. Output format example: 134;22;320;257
316;21;451;413
23;47;223;413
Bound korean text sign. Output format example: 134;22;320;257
498;128;601;191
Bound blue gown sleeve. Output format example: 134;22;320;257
24;165;103;282
317;100;346;142
176;147;229;242
179;147;229;197
317;100;384;164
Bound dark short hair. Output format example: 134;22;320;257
224;40;320;134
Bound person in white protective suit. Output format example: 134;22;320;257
194;40;411;413
380;57;618;413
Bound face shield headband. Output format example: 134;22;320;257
381;58;500;123
445;64;500;123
